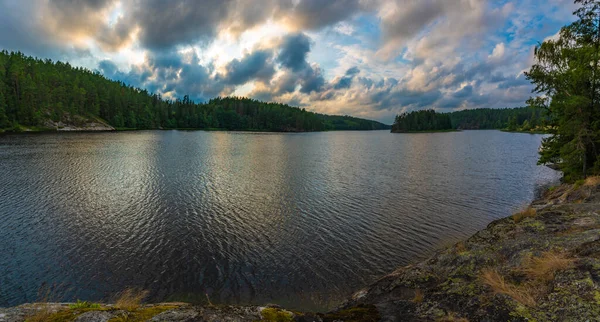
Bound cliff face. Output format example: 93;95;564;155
338;178;600;321
1;180;599;322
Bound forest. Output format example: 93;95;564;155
0;51;389;132
391;107;546;133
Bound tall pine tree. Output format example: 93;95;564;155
526;0;600;180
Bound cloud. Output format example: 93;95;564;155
0;0;578;123
281;0;366;30
222;50;276;85
277;33;312;72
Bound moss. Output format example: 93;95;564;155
523;220;545;232
27;307;111;322
257;308;294;322
108;305;177;322
321;305;380;322
510;303;538;321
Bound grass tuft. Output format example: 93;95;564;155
584;176;600;187
520;251;576;282
480;269;536;307
114;289;148;311
512;207;537;223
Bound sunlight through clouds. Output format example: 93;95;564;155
0;0;579;123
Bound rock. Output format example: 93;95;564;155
150;309;199;321
74;311;114;322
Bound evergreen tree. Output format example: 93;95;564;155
0;91;8;128
526;0;600;180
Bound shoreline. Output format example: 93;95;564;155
1;179;598;321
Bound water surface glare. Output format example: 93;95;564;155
0;130;559;310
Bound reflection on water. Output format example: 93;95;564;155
0;130;559;311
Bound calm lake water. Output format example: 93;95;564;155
0;130;559;310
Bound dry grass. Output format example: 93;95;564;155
512;207;537;223
480;269;536;307
412;289;424;303
114;289;148;311
455;241;467;254
24;304;54;322
521;251;576;282
584;176;600;187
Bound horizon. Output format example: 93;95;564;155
0;0;577;124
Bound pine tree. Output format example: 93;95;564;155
526;0;600;180
0;92;9;128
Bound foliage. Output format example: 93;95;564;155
391;109;452;132
259;308;294;322
68;300;101;309
526;0;600;180
449;107;546;131
391;107;546;133
0;51;388;132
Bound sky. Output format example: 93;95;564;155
0;0;579;124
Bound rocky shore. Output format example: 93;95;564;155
1;179;599;321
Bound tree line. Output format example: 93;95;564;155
391;107;546;133
0;51;389;132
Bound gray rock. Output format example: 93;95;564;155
74;311;114;322
150;309;199;321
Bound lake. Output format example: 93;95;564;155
0;130;560;311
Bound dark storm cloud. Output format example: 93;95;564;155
127;0;230;49
257;32;326;95
299;65;325;93
98;50;224;102
277;33;311;72
223;50;276;85
123;0;364;50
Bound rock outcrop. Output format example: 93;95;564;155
336;177;600;321
42;114;114;131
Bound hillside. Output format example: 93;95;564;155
0;51;388;133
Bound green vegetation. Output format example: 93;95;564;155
68;300;100;309
258;308;294;322
391;110;452;132
391;107;547;133
0;51;388;132
527;0;600;181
